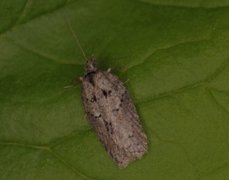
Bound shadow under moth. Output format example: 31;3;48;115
66;18;148;168
80;58;148;168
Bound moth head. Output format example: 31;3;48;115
86;56;97;73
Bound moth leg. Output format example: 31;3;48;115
83;114;87;120
124;79;130;84
64;85;74;89
64;78;81;89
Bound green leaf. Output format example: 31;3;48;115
0;0;229;179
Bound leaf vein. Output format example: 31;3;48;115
0;141;94;179
0;0;29;35
6;36;79;65
137;0;229;9
125;38;210;73
0;141;50;151
138;58;229;104
206;88;229;114
15;0;33;25
49;149;94;180
0;0;78;37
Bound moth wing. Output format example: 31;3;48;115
81;71;148;168
102;71;148;167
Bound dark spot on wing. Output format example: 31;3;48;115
90;95;97;102
112;108;119;112
102;90;108;98
104;120;113;134
128;134;134;138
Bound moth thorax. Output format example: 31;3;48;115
86;57;97;73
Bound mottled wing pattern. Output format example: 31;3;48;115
81;70;148;168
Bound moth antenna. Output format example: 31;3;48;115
64;17;88;61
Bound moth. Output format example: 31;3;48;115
66;19;148;168
80;58;148;168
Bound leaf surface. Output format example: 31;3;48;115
0;0;229;179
